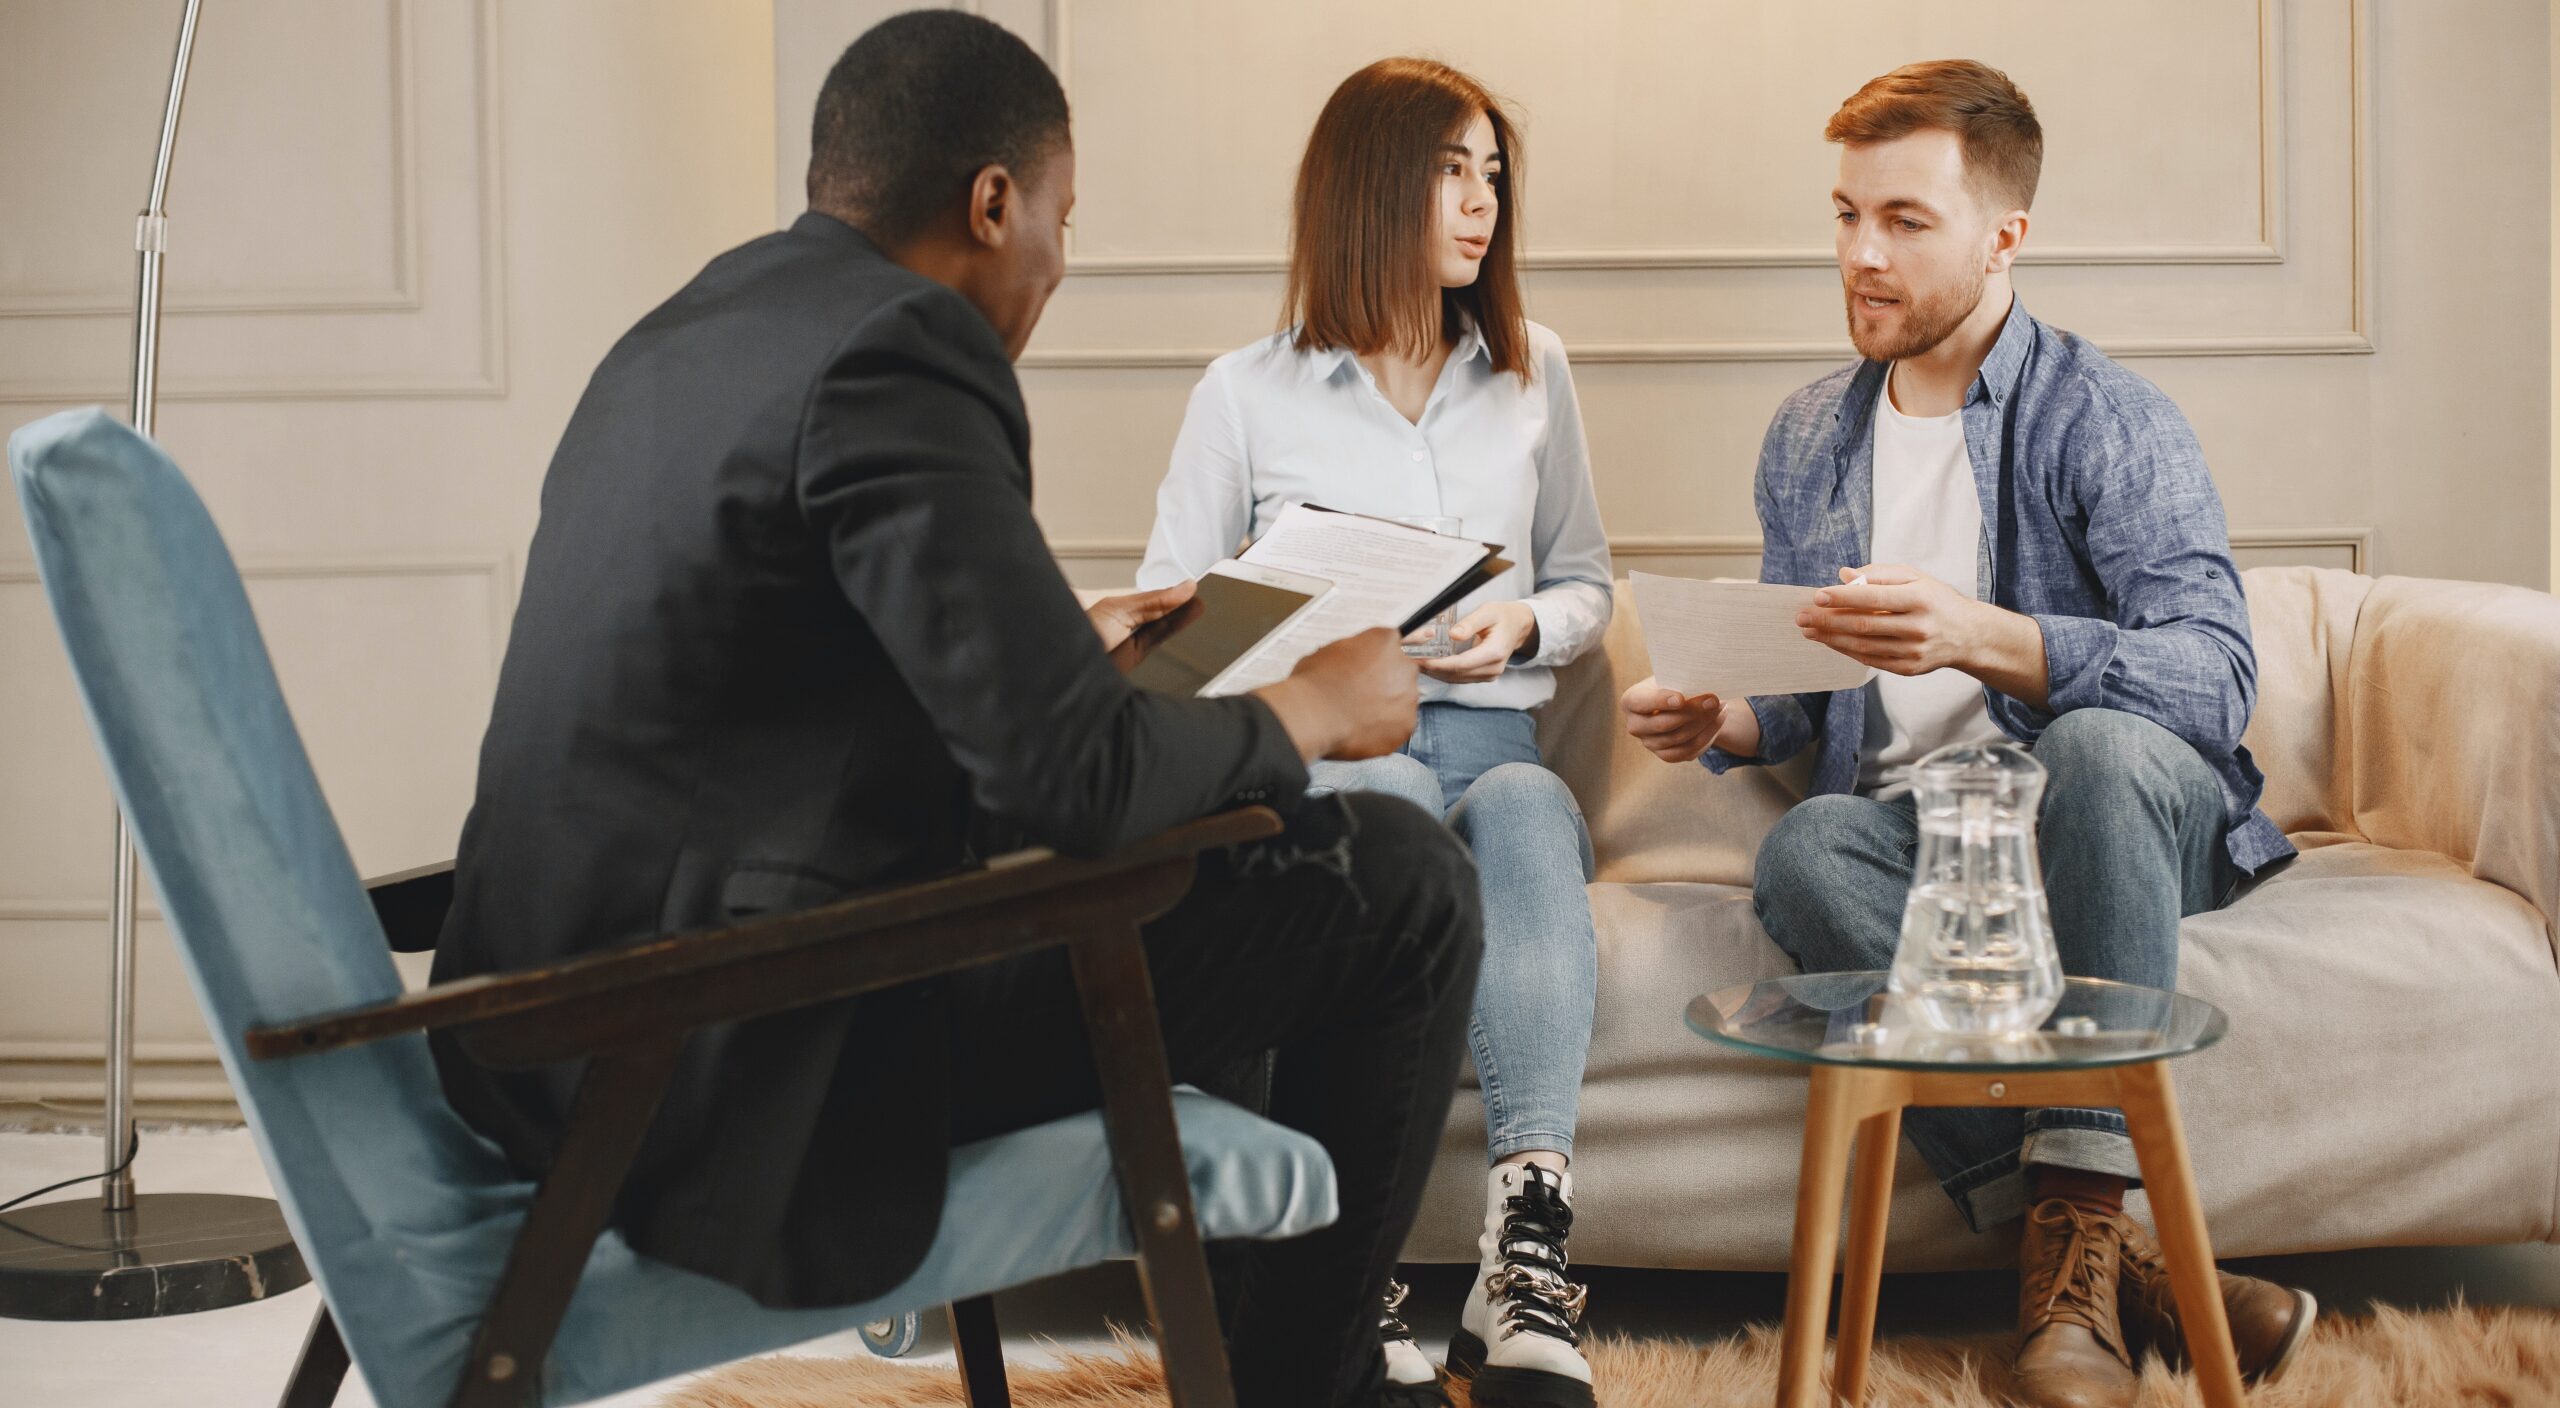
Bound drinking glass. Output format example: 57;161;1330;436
1392;515;1463;658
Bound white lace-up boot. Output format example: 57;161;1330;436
1377;1277;1452;1406
1446;1163;1592;1407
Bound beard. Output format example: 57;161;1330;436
1844;263;1988;362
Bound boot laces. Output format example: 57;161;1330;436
1378;1277;1421;1347
1484;1167;1587;1347
2025;1199;2118;1338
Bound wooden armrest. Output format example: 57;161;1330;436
248;806;1281;1066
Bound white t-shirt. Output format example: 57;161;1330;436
1855;367;2006;798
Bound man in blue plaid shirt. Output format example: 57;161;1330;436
1619;61;2315;1407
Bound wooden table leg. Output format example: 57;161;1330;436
1776;1066;1866;1408
2115;1062;2246;1408
1830;1104;1902;1408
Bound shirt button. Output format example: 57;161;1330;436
1409;449;1426;461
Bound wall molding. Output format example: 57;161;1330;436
1052;527;2372;576
0;0;509;403
1029;0;2372;360
1056;0;2290;277
0;1041;238;1116
0;551;513;923
0;0;426;320
1021;330;2380;369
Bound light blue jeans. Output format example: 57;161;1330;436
1751;708;2243;1231
1309;703;1598;1163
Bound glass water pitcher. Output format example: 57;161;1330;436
1885;741;2065;1035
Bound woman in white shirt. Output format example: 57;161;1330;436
1137;58;1612;1408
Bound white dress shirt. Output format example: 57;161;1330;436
1137;321;1613;711
1855;366;2006;797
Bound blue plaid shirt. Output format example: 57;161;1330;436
1705;297;2294;875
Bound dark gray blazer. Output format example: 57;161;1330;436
431;211;1307;1308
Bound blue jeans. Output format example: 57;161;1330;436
1310;703;1598;1162
1751;708;2240;1230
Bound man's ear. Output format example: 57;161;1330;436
966;164;1014;251
1985;207;2030;275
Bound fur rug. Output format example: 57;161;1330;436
661;1302;2560;1408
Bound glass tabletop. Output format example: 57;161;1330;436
1685;972;2227;1072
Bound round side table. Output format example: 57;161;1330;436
1686;972;2243;1408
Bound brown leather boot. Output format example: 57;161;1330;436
2011;1199;2138;1408
2117;1220;2318;1382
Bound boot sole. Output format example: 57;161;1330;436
1445;1328;1486;1379
1470;1366;1596;1408
1446;1329;1593;1408
2252;1288;2317;1384
2156;1287;2319;1384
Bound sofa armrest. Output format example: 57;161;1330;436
2344;576;2560;951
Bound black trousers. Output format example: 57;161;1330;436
945;791;1484;1408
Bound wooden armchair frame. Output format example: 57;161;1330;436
249;807;1283;1408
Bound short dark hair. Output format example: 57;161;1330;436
807;10;1071;246
1826;59;2042;213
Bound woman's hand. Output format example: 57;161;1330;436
1416;600;1540;684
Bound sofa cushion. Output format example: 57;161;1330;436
2235;566;2370;838
1411;841;2560;1270
1536;587;1808;888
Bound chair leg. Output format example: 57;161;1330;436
1071;921;1236;1408
948;1296;1011;1408
448;1039;683;1408
277;1303;349;1408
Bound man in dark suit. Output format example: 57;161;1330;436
431;12;1481;1407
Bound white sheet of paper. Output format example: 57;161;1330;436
1629;571;1877;698
1210;505;1491;694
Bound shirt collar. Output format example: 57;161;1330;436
1970;293;2036;407
1298;317;1490;384
1832;293;2036;452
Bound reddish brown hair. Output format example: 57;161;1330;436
1283;58;1529;379
1825;59;2043;213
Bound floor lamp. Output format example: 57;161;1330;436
0;0;309;1320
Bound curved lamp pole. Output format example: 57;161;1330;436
0;0;310;1321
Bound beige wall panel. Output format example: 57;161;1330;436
0;0;779;1109
0;1;404;311
0;0;504;401
777;0;2544;588
1065;0;2267;261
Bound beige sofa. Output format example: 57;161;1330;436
1394;566;2560;1271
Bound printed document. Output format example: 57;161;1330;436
1212;505;1496;692
1629;571;1877;698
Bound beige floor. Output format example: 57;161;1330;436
4;1124;2557;1406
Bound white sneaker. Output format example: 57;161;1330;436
1447;1163;1593;1407
1378;1277;1452;1406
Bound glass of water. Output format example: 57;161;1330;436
1392;515;1463;658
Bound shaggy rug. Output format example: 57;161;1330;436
660;1302;2560;1408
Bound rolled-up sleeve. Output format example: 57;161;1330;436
2020;388;2256;755
1519;341;1614;668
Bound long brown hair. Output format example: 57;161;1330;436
1283;58;1530;379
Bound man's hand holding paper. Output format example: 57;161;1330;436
1627;571;1879;699
1797;563;2054;709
